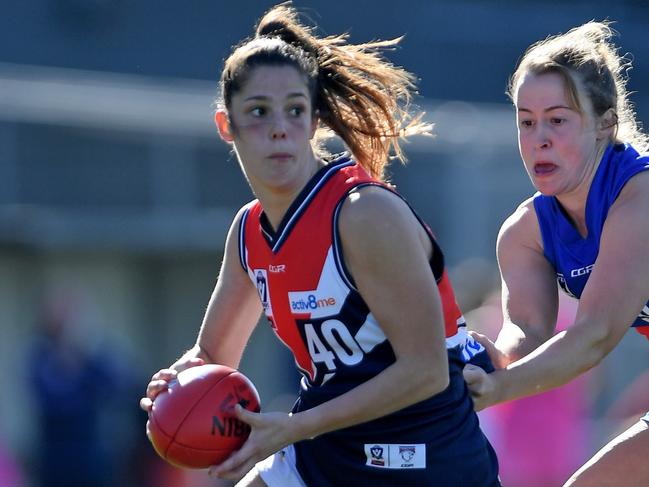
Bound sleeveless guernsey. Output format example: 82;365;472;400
534;143;649;339
238;155;499;486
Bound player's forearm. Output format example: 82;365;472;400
495;324;610;402
290;358;448;441
194;286;262;368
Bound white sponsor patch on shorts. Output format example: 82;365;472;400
364;443;426;469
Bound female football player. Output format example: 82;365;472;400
142;3;499;486
464;21;649;486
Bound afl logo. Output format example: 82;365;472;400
399;446;415;463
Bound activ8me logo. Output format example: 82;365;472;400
290;293;336;312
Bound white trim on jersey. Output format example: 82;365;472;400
256;445;307;487
446;326;468;349
448;325;487;362
355;313;388;354
331;192;356;291
238;206;251;272
271;158;354;253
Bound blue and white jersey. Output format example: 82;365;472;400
534;143;649;336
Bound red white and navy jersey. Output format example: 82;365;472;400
239;155;482;393
237;155;499;486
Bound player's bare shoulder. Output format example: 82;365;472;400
336;185;429;265
338;185;406;226
497;196;543;256
337;185;416;240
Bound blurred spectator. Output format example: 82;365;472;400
26;290;128;487
0;437;24;487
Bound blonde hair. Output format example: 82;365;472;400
217;2;431;181
508;21;648;152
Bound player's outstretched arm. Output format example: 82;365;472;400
472;174;649;409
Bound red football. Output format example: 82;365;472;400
147;364;261;469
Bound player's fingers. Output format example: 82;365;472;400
210;459;256;481
234;404;260;426
175;357;204;373
208;430;267;479
208;448;251;479
467;331;495;352
144;368;179;403
151;368;177;381
140;397;153;411
467;332;504;368
467;330;487;341
472;397;487;412
146;378;172;399
463;367;492;412
462;364;484;388
224;462;257;482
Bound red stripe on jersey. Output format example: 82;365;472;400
636;326;649;341
241;158;467;382
437;270;465;338
242;160;372;381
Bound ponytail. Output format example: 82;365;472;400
218;2;431;181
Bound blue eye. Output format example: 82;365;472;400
250;107;266;117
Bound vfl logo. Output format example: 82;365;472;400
255;269;269;309
369;445;385;466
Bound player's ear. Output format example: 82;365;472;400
215;110;234;142
597;108;617;141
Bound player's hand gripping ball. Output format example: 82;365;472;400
147;364;261;469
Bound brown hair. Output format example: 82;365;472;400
507;21;648;152
217;2;431;181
